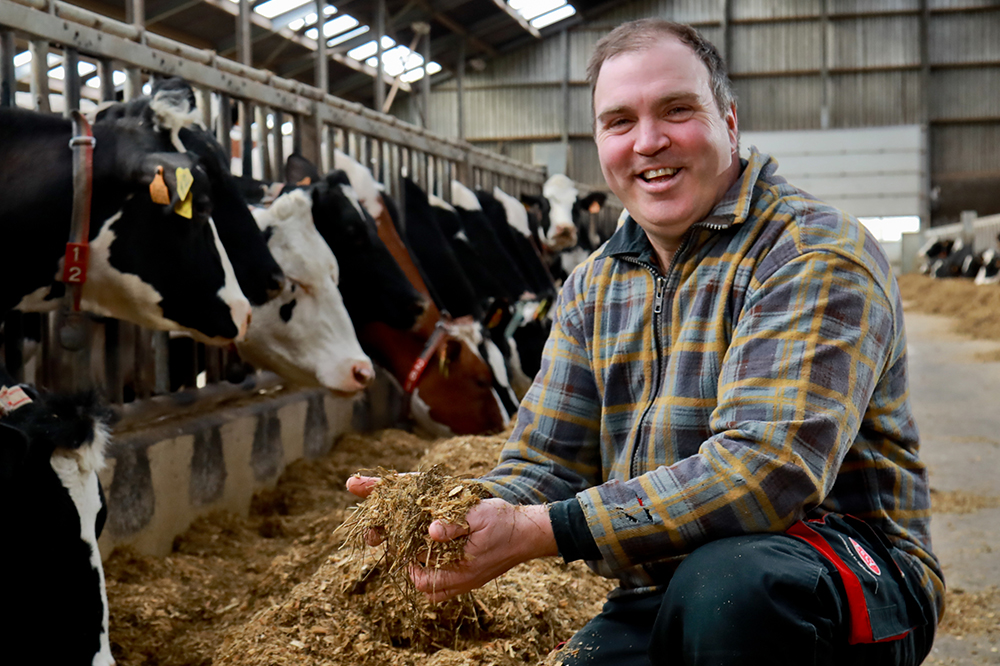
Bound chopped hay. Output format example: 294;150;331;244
339;467;492;608
898;274;1000;344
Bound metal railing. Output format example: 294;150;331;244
0;0;548;413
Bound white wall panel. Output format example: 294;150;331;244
741;126;926;217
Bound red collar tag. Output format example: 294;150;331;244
403;322;449;393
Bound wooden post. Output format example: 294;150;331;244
819;0;832;129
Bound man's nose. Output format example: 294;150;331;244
633;120;670;156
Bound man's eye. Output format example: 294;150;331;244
668;107;694;118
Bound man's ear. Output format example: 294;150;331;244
726;103;739;153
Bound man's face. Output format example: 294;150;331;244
593;36;739;256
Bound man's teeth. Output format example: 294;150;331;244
642;167;678;180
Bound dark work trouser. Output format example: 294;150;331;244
553;529;937;666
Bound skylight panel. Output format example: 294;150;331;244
254;0;311;19
305;13;358;39
347;35;395;62
509;0;576;26
531;4;575;28
328;24;368;47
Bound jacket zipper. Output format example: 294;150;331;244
618;220;730;479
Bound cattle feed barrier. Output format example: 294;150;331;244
0;0;546;557
918;212;1000;254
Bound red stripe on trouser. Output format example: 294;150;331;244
787;521;874;644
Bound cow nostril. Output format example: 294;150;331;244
353;363;375;388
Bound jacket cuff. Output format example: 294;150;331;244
549;497;602;562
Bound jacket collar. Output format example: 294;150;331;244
601;147;775;261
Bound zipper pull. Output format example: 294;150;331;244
653;276;667;314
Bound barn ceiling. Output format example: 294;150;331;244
11;0;615;109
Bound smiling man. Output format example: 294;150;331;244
348;18;942;666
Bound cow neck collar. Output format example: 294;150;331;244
403;319;451;393
64;110;96;312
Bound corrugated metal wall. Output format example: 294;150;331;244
397;0;1000;224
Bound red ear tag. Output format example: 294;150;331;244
63;242;89;284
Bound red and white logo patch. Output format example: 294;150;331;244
850;537;881;576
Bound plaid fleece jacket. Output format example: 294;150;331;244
480;149;944;614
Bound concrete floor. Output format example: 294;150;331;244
905;313;1000;665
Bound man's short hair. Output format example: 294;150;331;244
586;18;737;118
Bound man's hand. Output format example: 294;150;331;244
346;474;386;546
409;499;558;603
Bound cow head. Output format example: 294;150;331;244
97;78;287;307
304;170;425;331
0;384;115;666
239;189;374;394
0;107;251;343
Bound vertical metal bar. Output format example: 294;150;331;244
257;106;272;181
241;101;254;178
98;58;116;102
719;0;732;66
456;38;465;143
195;85;211;127
374;0;385;112
422;30;431;129
919;0;931;232
63;47;81;115
219;93;233;160
0;31;15;108
819;0;831;130
273;109;285;180
293;113;303;156
315;0;328;93
560;28;570;173
125;0;144;101
29;40;51;112
152;331;169;394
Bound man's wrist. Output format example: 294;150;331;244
514;503;559;560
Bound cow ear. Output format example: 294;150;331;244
0;422;29;484
285;153;320;187
580;192;607;214
520;194;541;207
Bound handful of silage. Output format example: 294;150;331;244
341;466;491;594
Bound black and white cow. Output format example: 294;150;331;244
521;174;607;282
238;188;375;394
1;105;251;343
0;370;115;665
975;247;1000;285
94;79;286;308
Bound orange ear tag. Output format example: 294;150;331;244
296;176;312;186
149;166;170;204
588;200;602;214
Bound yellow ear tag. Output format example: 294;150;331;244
149;166;170;205
174;191;193;219
175;167;194;201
